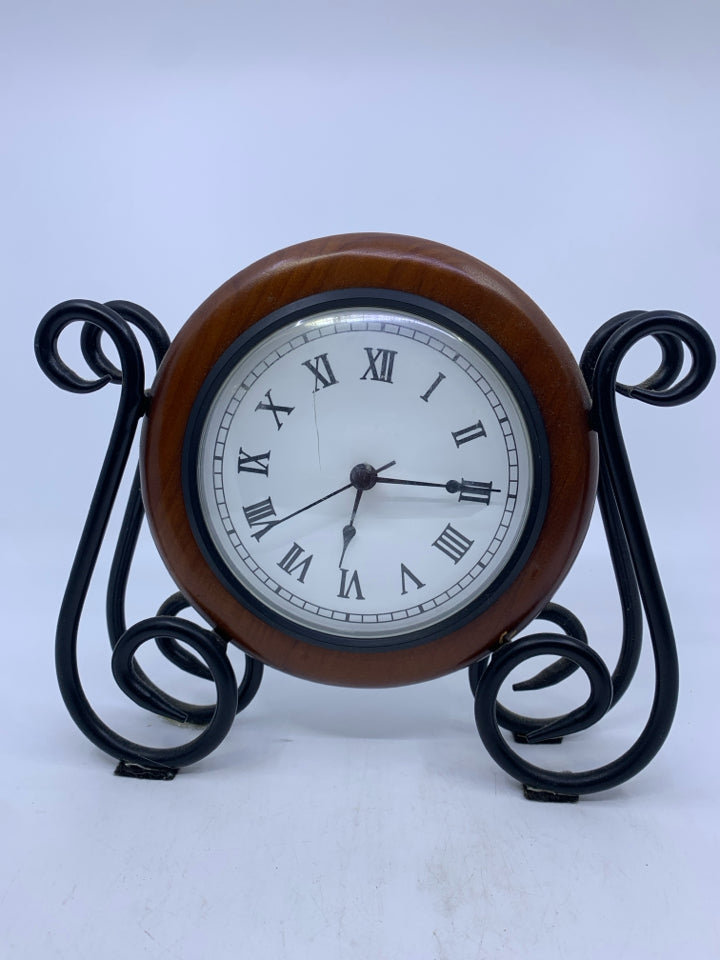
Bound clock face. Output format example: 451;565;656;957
183;291;548;650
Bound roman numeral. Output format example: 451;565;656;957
452;419;486;447
400;563;425;595
420;371;446;402
277;542;313;583
338;568;365;600
432;523;474;564
360;347;397;383
255;390;294;430
243;497;277;539
457;480;499;504
302;353;338;391
237;447;270;475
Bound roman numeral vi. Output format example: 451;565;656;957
338;568;365;600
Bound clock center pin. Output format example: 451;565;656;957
349;462;379;491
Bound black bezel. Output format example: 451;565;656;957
182;288;550;652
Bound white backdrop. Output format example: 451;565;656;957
2;2;718;958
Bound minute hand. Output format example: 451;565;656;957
374;477;500;500
375;477;453;490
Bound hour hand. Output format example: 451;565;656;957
339;488;363;567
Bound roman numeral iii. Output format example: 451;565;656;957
457;480;499;504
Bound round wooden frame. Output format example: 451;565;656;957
141;234;597;687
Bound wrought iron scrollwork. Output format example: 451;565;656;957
35;297;714;793
34;300;263;774
472;310;715;797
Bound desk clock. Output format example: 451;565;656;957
35;234;714;799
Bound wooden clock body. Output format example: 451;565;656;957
140;234;597;687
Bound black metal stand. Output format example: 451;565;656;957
35;300;263;778
473;310;715;798
35;301;715;796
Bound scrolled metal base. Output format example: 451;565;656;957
471;309;715;798
35;299;715;794
35;299;263;774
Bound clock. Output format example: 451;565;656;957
141;234;596;687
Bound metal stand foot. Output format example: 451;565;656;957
115;761;178;781
523;785;579;804
514;733;563;745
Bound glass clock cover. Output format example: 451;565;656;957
186;299;544;648
141;235;596;686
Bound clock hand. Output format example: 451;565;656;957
251;460;396;541
337;458;398;565
375;476;453;490
337;459;397;564
374;477;501;500
339;487;363;567
251;481;353;540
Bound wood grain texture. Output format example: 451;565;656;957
140;234;597;687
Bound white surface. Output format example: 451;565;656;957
2;2;719;958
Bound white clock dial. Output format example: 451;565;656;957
190;301;539;646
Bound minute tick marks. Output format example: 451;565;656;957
201;303;533;641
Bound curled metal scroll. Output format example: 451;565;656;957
469;602;594;742
35;300;262;771
103;452;263;725
473;310;715;796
